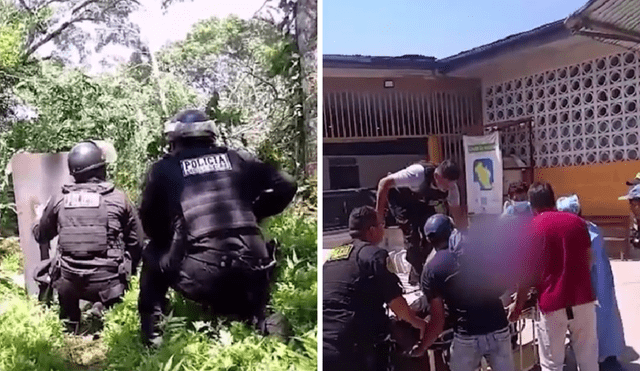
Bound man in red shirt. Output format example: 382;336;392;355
508;182;597;371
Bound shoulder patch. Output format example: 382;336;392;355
181;153;232;177
327;244;354;261
64;192;100;208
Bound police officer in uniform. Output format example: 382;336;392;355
323;206;426;371
375;160;462;285
33;141;143;333
138;109;296;346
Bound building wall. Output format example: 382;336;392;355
535;160;640;216
472;38;624;87
324;75;480;93
469;39;640;215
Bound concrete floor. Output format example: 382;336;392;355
610;261;640;370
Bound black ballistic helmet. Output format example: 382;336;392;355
68;141;106;177
423;214;455;243
164;109;216;142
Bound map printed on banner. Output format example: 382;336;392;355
463;133;503;214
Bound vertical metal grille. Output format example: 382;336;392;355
323;89;481;140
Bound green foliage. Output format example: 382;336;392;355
0;61;199;205
0;296;67;371
156;15;313;179
1;248;22;273
0;208;317;371
0;20;24;69
265;206;317;334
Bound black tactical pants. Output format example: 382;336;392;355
56;273;126;322
138;234;274;343
388;191;435;283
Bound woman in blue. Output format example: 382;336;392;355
556;195;626;366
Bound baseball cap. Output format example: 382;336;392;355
626;172;640;186
619;184;640;200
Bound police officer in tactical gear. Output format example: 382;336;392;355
33;141;143;334
138;109;296;347
375;160;462;285
323;206;426;371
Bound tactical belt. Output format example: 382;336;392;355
60;267;121;282
59;249;127;283
187;249;275;272
204;226;262;239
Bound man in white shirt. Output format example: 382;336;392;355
375;160;463;285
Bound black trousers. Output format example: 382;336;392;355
56;274;126;322
138;234;273;336
388;189;435;280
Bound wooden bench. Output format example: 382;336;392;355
584;215;633;260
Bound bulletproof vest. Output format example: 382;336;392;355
179;149;258;241
417;164;449;205
58;183;111;259
323;241;387;345
388;164;448;220
323;242;367;310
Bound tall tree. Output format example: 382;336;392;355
157;17;293;159
259;0;317;178
13;0;142;64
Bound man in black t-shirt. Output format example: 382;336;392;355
323;206;426;371
411;214;515;371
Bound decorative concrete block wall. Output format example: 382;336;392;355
484;51;640;168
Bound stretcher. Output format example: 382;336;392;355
510;302;541;371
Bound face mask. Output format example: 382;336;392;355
505;201;531;215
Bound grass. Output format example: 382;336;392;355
0;206;317;371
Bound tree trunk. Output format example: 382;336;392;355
294;0;317;178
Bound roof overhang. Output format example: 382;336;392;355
323;54;440;78
440;21;572;73
565;0;640;49
443;34;622;80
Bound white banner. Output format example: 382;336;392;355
463;133;503;215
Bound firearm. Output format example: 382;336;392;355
34;242;60;306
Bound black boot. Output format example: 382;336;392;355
140;312;163;348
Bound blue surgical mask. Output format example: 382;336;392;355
505;200;532;215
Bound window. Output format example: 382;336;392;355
328;157;360;190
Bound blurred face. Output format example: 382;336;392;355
434;171;453;191
630;199;640;218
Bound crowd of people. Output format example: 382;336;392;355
323;159;631;371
